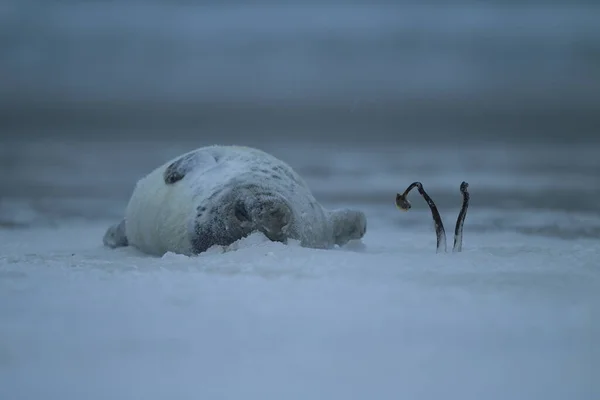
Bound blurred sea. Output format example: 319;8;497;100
1;1;599;238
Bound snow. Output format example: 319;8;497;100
1;212;598;400
1;137;598;399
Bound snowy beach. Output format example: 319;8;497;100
1;216;598;400
1;1;599;398
1;139;599;400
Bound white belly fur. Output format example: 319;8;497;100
125;165;196;256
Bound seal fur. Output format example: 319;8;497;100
103;145;367;256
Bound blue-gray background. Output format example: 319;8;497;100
1;0;599;234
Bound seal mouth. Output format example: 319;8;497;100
263;222;290;233
260;224;289;243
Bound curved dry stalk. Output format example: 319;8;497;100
453;181;470;253
396;181;446;253
396;181;470;254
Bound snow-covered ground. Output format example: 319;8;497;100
1;139;598;399
1;0;599;397
1;207;598;399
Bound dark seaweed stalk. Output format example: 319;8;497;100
397;181;470;254
396;181;447;253
453;181;470;253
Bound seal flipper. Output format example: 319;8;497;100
103;219;129;248
329;208;367;246
164;150;219;185
164;152;197;184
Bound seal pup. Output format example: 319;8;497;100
103;145;367;256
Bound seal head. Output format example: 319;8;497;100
191;182;294;254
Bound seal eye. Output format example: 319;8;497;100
235;202;251;222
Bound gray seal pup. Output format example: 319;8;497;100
103;145;367;256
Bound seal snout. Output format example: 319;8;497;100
254;199;293;242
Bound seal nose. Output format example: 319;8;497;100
257;200;292;242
